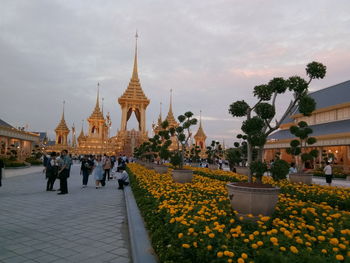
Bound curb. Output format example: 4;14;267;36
124;186;158;263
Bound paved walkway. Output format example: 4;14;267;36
3;165;45;178
0;164;131;263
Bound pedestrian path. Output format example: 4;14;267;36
3;165;45;178
0;164;130;263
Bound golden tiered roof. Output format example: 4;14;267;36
165;90;178;127
55;104;69;132
118;37;150;106
89;84;105;121
78;123;85;141
194;111;207;139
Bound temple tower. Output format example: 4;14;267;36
118;32;150;132
87;83;108;140
115;32;150;156
55;102;70;146
165;89;178;128
194;110;207;155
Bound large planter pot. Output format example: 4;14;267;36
235;167;249;175
172;169;193;183
154;165;168;174
226;183;280;217
346;176;350;181
289;173;312;184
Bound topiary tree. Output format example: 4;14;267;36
225;147;242;171
206;140;223;164
168;112;198;169
270;159;290;181
286;121;318;171
228;61;326;183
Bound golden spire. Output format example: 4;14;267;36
157;102;162;124
194;110;207;139
131;30;139;81
118;31;149;106
78;119;85;140
166;89;178;127
55;101;70;132
89;83;105;120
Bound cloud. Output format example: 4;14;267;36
1;0;350;147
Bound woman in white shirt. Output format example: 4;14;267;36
323;162;333;186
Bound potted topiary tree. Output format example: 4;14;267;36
168;112;197;183
227;61;326;217
286;121;318;184
205;140;223;170
152;121;172;174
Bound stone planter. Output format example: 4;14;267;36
172;169;193;183
226;183;280;217
346;175;350;181
235;167;249;175
289;173;312;184
154;165;168;174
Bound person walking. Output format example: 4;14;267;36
324;161;333;186
80;155;93;188
45;152;59;191
57;149;72;195
102;155;112;185
0;158;4;187
93;155;104;189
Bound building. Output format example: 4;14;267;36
264;80;350;171
0;118;40;159
113;34;150;156
194;111;207;158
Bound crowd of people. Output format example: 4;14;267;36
43;150;131;194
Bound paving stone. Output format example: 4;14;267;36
0;164;131;263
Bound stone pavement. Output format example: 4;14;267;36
3;165;45;178
0;164;131;263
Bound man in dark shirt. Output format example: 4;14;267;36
80;155;93;188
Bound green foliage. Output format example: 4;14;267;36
248;132;266;147
306;61;327;79
268;77;287;93
225;148;242;168
229;100;249;117
253;84;273;101
255;103;275;119
250;160;268;181
241;117;264;134
299;96;316;116
270;159;290;181
286;76;308;94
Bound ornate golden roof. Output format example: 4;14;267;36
78;124;85;141
55;104;69;132
118;36;150;106
165;90;178;127
89;84;105;121
194;112;207;139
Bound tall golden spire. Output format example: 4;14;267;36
78;119;85;140
55;101;69;132
131;30;139;81
194;110;207;139
158;102;162;124
89;83;105;120
165;89;178;127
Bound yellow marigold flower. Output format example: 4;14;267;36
241;253;248;259
260;216;270;222
257;241;263;246
333;247;339;252
330;238;339;245
280;247;286;251
290;246;298;254
228;260;233;263
193;242;197;248
230;219;235;223
253;231;259;236
335;254;344;261
243;239;249;243
209;233;215;238
178;233;183;238
188;228;194;234
207;245;213;251
217;251;224;258
305;242;311;247
270;237;278;243
182;244;190;248
251;244;258;249
224;251;230;256
339;244;346;250
318;235;326;241
237;258;245;263
322;249;327;254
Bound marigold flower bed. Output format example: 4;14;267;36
190;167;350;211
128;164;350;263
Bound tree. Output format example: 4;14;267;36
286;121;318;171
225;148;242;171
228;61;326;183
169;112;198;169
206;140;223;164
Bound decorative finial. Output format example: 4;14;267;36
169;89;173;112
62;100;66;120
102;97;104;114
132;31;139;81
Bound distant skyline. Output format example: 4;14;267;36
1;0;350;146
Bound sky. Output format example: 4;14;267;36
1;0;350;147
